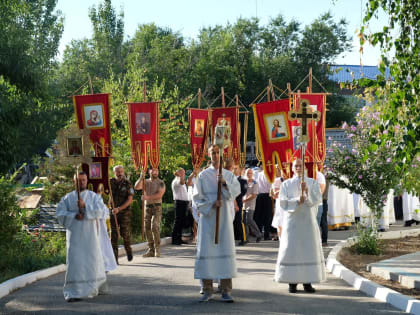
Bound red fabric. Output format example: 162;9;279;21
127;102;160;171
189;109;210;168
289;93;326;178
291;93;326;163
211;107;239;163
253;99;294;183
73;93;112;157
82;157;110;194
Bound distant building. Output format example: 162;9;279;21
328;64;391;83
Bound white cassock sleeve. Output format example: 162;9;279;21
193;175;214;217
279;183;301;213
305;181;322;208
57;191;105;228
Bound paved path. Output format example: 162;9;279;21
0;226;412;314
368;252;420;289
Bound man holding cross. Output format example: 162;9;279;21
274;159;325;293
193;144;240;303
275;99;325;293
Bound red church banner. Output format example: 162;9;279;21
189;109;210;169
73;93;112;157
82;157;110;194
127;102;160;171
211;107;239;164
291;93;327;164
289;93;327;178
253;99;294;183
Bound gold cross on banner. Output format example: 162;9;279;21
288;98;321;144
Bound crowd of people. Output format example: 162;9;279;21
56;147;418;303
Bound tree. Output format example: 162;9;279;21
0;0;66;174
89;0;125;77
0;0;63;94
359;0;419;193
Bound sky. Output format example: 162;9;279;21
55;0;389;66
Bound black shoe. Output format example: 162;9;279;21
67;298;82;303
288;284;297;293
181;240;189;244
303;283;316;293
404;220;413;227
256;237;262;243
172;241;182;245
127;253;133;261
238;241;247;246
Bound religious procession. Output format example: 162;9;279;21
1;0;419;314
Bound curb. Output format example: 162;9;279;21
0;236;172;300
326;228;420;315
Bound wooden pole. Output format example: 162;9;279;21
221;87;225;108
267;85;271;102
88;74;94;94
269;79;275;101
143;82;147;102
215;153;222;244
141;173;145;240
198;88;201;109
108;181;121;239
308;67;312;93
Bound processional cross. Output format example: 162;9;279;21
288;99;321;185
213;114;231;244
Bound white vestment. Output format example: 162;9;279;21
271;177;284;229
274;176;326;284
57;190;108;300
402;192;420;222
98;209;118;272
359;190;395;229
327;184;355;229
193;166;240;280
353;194;361;218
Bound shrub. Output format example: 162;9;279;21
353;223;382;255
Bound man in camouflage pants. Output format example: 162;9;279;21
110;165;134;264
135;168;166;257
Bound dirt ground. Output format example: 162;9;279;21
337;234;420;299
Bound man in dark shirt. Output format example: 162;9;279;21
233;165;248;246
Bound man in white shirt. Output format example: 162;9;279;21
171;168;190;245
255;168;274;240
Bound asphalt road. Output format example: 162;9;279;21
0;226;408;314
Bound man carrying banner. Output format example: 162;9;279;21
110;165;134;264
274;159;325;293
135;167;166;257
193;144;241;303
56;171;108;302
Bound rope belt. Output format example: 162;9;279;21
146;203;162;208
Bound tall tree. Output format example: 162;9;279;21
89;0;125;78
359;0;419;193
0;0;66;174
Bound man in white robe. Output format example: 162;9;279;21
359;190;396;230
402;192;420;226
274;159;326;293
97;197;118;272
327;184;355;229
56;172;108;302
193;145;241;303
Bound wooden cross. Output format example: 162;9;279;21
288;99;321;144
